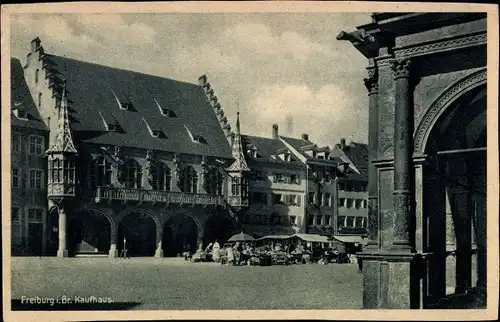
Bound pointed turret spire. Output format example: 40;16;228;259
227;112;250;172
46;81;77;154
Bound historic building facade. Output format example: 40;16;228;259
338;13;487;308
13;37;244;257
11;58;49;256
331;139;369;237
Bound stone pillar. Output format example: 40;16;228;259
57;206;68;258
155;223;163;258
390;59;414;252
365;68;379;250
474;195;486;289
108;223;118;258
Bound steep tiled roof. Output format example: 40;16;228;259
338;141;368;182
10;58;48;131
281;136;343;165
43;54;232;159
241;135;303;169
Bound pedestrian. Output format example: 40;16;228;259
226;245;234;266
357;256;363;273
212;240;221;262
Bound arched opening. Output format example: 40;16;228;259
118;212;156;256
422;84;486;304
162;215;199;257
67;209;111;257
204;215;236;247
47;207;59;256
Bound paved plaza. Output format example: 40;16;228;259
11;257;362;310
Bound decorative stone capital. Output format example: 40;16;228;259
364;77;379;94
391;59;411;79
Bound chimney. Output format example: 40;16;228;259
340;138;346;150
31;37;41;52
301;133;309;141
272;124;279;139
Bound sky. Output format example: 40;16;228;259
10;13;372;148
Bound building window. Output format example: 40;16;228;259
28;208;43;222
355;217;364;228
12;133;21;153
273;173;284;183
323;171;331;183
359;183;367;192
11;207;22;245
308;215;315;226
289;215;297;226
346;198;354;209
338;182;345;191
151;163;171;191
326;216;332;226
38;92;42;108
12;167;20;188
308;192;315;204
363;199;368;208
337;216;345;229
121;159;142;189
272;193;283;204
90;156;112;189
324;193;331;207
346;216;354;228
317;192;323;206
355;199;363;209
339;198;346;207
290;174;300;184
231;176;241;196
205;168;223;195
29;136;44;155
29;169;43;189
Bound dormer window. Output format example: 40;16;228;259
99;111;119;132
185;125;207;144
119;101;132;111
284;153;291;162
154;98;178;118
143;118;165;138
13;106;28;120
161;109;177;118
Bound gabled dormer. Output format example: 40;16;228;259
99;111;120;132
12;104;29;120
111;90;134;111
143;118;165;138
185;125;207;144
154;98;178;118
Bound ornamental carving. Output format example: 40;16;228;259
367;199;379;242
413;69;486;154
391;59;411;79
364;76;379;94
392;193;412;243
145;149;155;183
395;33;487;58
172;153;184;186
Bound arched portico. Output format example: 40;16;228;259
117;209;160;257
66;207;116;257
419;83;486;304
203;214;237;247
162;213;202;257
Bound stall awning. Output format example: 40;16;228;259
332;235;367;245
258;235;293;241
293;234;331;243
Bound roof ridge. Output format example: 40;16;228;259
47;54;199;87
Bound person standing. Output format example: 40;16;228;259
226;245;234;266
212;240;221;262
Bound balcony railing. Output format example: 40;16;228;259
95;186;224;206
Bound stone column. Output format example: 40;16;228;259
57;205;68;257
365;68;379;250
390;59;414;252
155;223;164;258
108;223;118;258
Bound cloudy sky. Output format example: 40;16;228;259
10;13;372;148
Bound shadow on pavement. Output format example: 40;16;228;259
11;299;142;310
